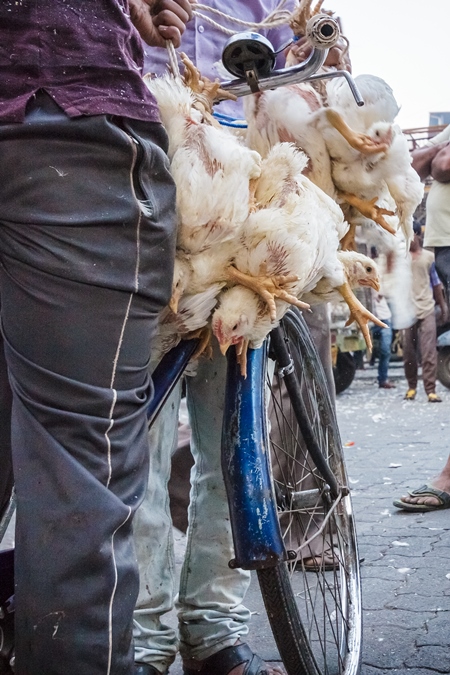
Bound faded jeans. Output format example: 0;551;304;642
371;319;393;385
133;345;251;672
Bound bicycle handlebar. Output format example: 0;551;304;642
217;14;364;107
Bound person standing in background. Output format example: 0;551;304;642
134;7;294;675
371;292;395;389
402;223;446;402
412;125;450;307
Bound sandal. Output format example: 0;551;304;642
301;551;339;572
183;643;279;675
393;484;450;512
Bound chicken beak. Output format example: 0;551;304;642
360;278;380;292
219;340;233;356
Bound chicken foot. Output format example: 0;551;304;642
337;281;387;351
183;325;213;360
290;0;314;36
325;109;389;155
181;53;236;122
339;192;396;235
339;221;357;251
226;265;310;322
236;338;250;379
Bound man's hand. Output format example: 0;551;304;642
129;0;192;47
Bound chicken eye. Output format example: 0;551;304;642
366;266;372;272
232;323;238;331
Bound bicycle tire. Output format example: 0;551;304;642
257;308;362;675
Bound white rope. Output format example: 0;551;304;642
165;39;180;78
191;1;295;36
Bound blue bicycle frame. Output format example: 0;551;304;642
147;339;288;571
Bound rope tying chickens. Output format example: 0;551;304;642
191;1;293;36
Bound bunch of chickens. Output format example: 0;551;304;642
145;0;422;374
245;0;424;253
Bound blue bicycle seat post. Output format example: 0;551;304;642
222;344;287;569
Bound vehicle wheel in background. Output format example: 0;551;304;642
333;350;356;395
437;347;450;389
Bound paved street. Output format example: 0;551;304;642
336;363;450;675
1;362;449;674
167;361;450;674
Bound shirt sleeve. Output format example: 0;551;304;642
430;262;441;287
428;125;450;146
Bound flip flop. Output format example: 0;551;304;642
301;549;340;572
393;484;450;512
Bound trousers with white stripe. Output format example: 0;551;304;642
0;92;176;675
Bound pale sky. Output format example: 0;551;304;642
334;0;449;129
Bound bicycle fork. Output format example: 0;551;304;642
222;326;340;570
222;341;288;570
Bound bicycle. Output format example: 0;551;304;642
0;16;362;675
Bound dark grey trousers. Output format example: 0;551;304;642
0;93;176;674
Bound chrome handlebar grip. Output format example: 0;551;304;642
305;14;340;49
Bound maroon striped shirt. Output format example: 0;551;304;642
0;0;160;123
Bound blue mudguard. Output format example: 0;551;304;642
222;344;287;569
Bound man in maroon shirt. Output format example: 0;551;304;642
0;1;191;674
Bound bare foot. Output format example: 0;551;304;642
398;476;450;508
394;455;450;510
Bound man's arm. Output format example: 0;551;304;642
129;0;192;47
430;263;449;322
433;283;448;322
411;141;449;181
431;143;450;183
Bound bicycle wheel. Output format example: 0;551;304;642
257;308;362;675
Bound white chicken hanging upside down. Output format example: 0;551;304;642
146;49;389;374
145;57;314;353
316;74;424;249
243;0;408;256
212;144;386;375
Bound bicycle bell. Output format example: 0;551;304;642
221;32;276;92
